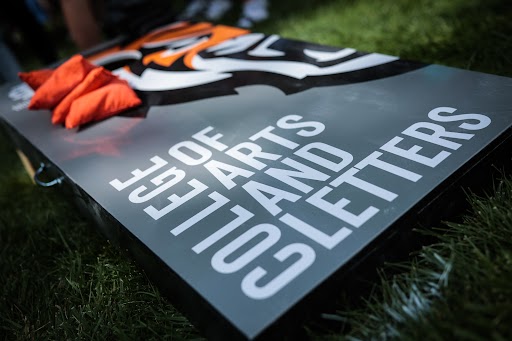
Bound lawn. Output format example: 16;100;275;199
1;0;511;339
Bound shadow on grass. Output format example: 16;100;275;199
0;128;199;340
394;0;512;75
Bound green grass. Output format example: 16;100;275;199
0;130;200;339
331;177;512;340
1;0;511;339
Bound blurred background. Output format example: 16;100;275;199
1;0;511;340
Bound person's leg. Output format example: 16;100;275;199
237;0;268;28
0;39;22;83
205;0;232;21
60;0;103;50
178;0;209;20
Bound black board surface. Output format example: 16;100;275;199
1;22;511;340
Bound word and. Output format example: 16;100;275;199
110;107;490;299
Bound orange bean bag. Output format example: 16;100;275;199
52;66;115;125
19;54;142;129
28;54;96;110
18;69;54;90
65;78;142;129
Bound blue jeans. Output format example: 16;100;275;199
0;39;22;83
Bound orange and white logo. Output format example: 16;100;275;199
90;22;422;107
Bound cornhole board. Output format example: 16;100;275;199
1;22;511;340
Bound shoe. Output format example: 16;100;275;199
237;17;253;28
237;0;268;28
205;0;232;21
179;0;208;20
